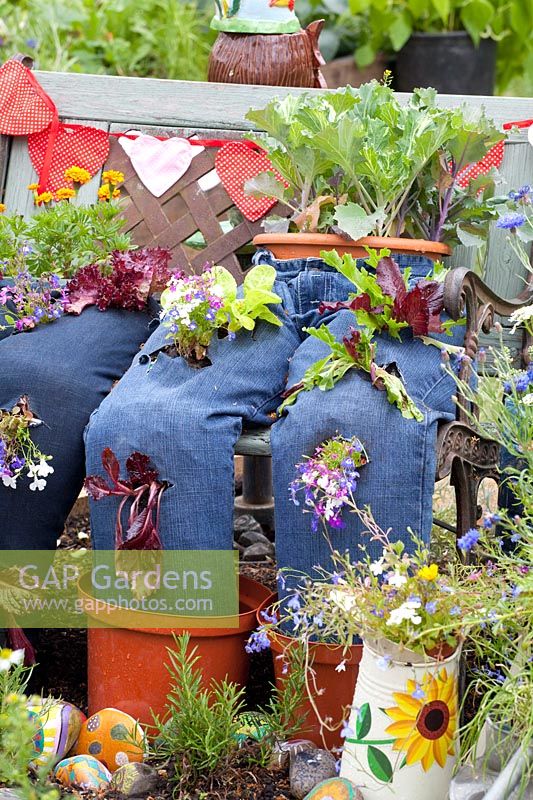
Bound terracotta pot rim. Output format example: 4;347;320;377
256;598;363;666
253;233;451;258
78;574;274;637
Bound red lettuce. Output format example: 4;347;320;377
65;247;172;314
376;256;445;336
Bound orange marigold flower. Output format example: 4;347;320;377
112;188;121;199
98;184;111;201
0;203;6;213
55;187;76;201
34;191;53;206
64;166;91;185
102;169;124;186
27;183;39;191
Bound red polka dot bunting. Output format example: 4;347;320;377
0;59;57;136
28;122;110;192
215;141;287;221
456;140;505;188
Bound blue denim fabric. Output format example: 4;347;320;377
0;307;154;550
85;252;465;610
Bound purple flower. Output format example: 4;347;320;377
25;38;38;49
9;456;25;471
483;513;500;529
508;185;531;201
425;601;437;614
245;627;270;654
496;212;527;229
457;527;481;552
450;605;461;616
411;683;425;700
340;720;354;739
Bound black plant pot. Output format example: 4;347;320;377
394;31;496;95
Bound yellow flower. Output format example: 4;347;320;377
64;166;91;185
418;564;439;581
102;169;124;186
385;667;457;772
34;192;53;206
97;184;111;202
55;187;76;201
0;203;5;213
112;188;121;199
27;183;39;191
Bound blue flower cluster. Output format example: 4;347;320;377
503;363;533;394
496;212;527;230
508;185;531;201
457;527;481;552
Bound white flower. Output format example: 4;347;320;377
388;571;407;588
330;588;356;614
1;474;17;489
36;458;54;477
522;393;533;406
370;557;385;576
335;659;347;673
29;477;47;491
386;600;422;627
509;304;533;334
317;475;330;490
0;648;25;672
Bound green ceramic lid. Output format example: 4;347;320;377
211;0;301;34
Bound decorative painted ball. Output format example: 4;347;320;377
211;0;301;34
28;699;86;768
74;707;144;771
54;755;112;790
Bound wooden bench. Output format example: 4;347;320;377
1;69;532;538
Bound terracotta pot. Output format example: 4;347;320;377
256;599;362;750
81;576;274;728
341;640;461;800
321;54;389;89
253;233;451;261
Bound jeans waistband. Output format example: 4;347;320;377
253;249;437;282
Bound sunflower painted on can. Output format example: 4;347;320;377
384;667;458;772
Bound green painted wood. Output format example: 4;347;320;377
0;135;10;201
33;70;533;131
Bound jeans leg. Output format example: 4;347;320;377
85;296;301;551
272;311;458;606
0;308;152;550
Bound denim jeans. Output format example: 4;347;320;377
0;306;154;550
85;251;465;605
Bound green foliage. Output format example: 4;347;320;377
0;0;215;81
299;0;533;93
447;338;532;793
0;201;130;279
0;655;59;800
246;81;503;245
153;634;246;786
160;265;282;362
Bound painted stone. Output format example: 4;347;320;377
303;777;364;800
234;711;271;744
28;699;85;768
289;749;338;800
54;755;112;790
110;762;160;798
74;708;144;771
28;709;45;760
269;739;317;768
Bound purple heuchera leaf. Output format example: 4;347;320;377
126;452;159;487
65;247;172;314
84;448;166;550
